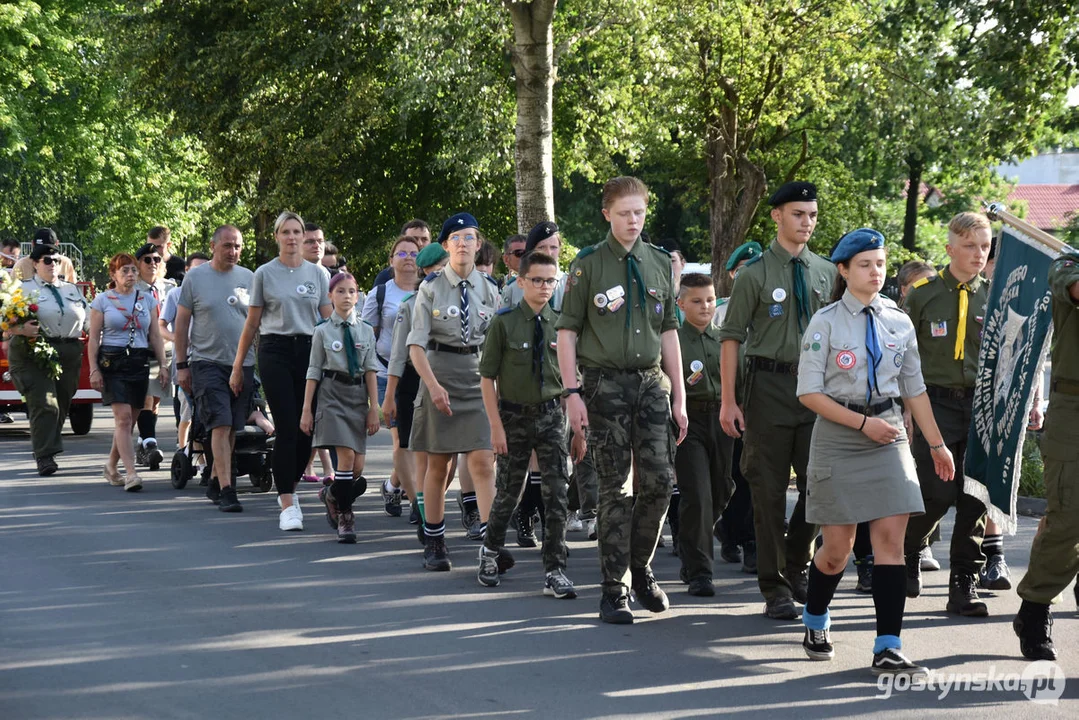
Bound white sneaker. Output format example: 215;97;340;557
279;504;304;531
584;517;597;540
920;547;941;571
566;511;584;533
277;494;303;519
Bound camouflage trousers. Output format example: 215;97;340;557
582;366;675;595
483;403;570;572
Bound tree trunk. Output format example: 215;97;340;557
903;156;922;252
506;1;557;233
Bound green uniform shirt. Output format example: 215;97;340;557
902;265;988;388
678;321;722;403
555;232;678;370
1048;252;1079;385
480;300;562;404
717;242;836;365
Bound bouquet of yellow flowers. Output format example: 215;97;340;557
0;271;62;380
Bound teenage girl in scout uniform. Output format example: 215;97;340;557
301;272;380;544
795;228;954;678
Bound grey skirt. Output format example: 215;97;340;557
313;375;370;454
409;349;490;454
805;405;924;526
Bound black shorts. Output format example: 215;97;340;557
98;347;149;407
192;361;254;432
395;364;421;449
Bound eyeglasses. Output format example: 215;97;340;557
142;256;162;264
40;256;58;266
508;249;527;258
394;250;419;259
524;276;558;288
447;235;477;245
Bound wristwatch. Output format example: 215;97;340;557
561;387;582;399
176;361;190;370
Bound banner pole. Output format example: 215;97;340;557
983;202;1074;253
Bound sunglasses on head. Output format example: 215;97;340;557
142;256;162;264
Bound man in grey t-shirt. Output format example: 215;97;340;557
174;225;255;513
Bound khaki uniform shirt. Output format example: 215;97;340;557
14;255;78;284
718;242;836;365
555;233;678;370
678;321;722;403
306;311;380;381
1048;253;1079;385
387;293;416;379
406;265;500;349
22;277;87;339
797;289;926;403
902;266;988;388
479;301;561;405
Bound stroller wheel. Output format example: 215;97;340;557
170;451;191;490
251;468;274;493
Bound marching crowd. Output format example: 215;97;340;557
2;176;1077;680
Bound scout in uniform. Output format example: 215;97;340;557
5;242;88;475
476;251;576;598
1012;251;1079;661
407;212;500;571
556;176;687;625
795;228;954;677
301;272;381;543
674;273;734;596
901;211;993;616
132;242;178;470
718;181;836;620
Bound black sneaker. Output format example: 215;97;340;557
855;558;873;594
1013;600;1057;660
741;541;758;575
719;542;743;564
630;567;669;613
515;508;537;548
477;547;500;587
218;485;243;513
687;577;715;597
764;596;798;620
423;535;451;571
465;511;484;541
318;486;339;530
382;482;402;517
144;439;164;471
36;455;58;477
871;648;928;678
599;593;634;624
905;552;922;598
980;554;1012;590
544;569;577;599
946;572;988;617
206;477;221;505
409;503;421;525
787;565;808;605
802;627;834;660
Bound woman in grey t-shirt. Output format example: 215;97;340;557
231;211;331;532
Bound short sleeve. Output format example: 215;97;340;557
305;326;326;381
479;315;506;379
555;261;587;333
406;282;434;348
161;288;181;325
359;324;380;372
90;294;107;314
796;313;831;397
718;267;760;343
660;267;678;332
898;330;928;398
361;290;380;328
317;269;331;307
178;276;195;311
249;267;265;308
387;303;411;377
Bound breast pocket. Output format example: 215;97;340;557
508;340;532;366
644;286;666;328
759;286;789;322
829;339;860;385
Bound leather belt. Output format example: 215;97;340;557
324;370;363;386
428;341;479;355
686;399;722;414
839;398;895;417
925;385;974;402
747;356;798;376
1050;379;1079;396
499;398;560;414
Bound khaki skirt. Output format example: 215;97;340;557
313;375;370;454
409;349;490;454
805;405;924;526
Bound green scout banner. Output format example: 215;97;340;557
965;224;1058;533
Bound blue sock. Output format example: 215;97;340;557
802;607;830;631
873;635;902;654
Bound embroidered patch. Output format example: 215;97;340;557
893;352;903;368
654;303;662;314
607;297;625;313
803;343;810;351
930;320;947;337
768;303;783;318
812;332;822;341
772;288;787;302
687;371;703;386
836;350;857;370
811;342;821;351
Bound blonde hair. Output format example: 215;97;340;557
947;212;991;243
273;211;305;236
601;176;649;210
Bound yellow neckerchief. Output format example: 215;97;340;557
939;269;970;360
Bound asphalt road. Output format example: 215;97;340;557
0;407;1076;719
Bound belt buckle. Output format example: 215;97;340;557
789;363;799;377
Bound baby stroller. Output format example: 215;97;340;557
170;382;275;493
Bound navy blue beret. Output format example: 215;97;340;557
768;181;817;207
725;241;763;272
525;221;559;252
437;212;479;244
830;228;885;264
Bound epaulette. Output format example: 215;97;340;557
496;306;514;315
879;296;900;311
649;243;671;257
574;242;603;261
422;271;442;284
481;272;499;288
314;317;330;327
912;275;935;289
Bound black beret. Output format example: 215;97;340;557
768;181;817;207
436;212;479;245
525;221;559;252
135;242;159;260
30;243;59;261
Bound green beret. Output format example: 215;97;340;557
725;241;763;272
416;243;448;269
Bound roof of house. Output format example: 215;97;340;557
1007;184;1079;230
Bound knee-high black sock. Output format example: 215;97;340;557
333;472;354;513
806;559;844;617
137;410;157;442
872;564;907;644
461;490;478;516
983;533;1004;559
667;488;681;537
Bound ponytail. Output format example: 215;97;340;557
830;265;848;303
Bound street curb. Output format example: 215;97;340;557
1017;496;1047;517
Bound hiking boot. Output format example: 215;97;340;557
477;546;500;587
515;508;537;548
980;554;1012;591
946;572;989;617
905;552;922;598
36;455;58;477
423;535;451;571
544;569;577;599
871;648;928;678
719;542;743;564
687;577;715;597
1013;600;1057;661
206;477;221;505
337;512;356;544
920;546;941;571
464;511;485;541
218;485;243;513
787;565;809;605
318;486;339;530
803;627;834;661
630;567;669;613
144;438;164;471
855;557;873;594
764;596;798;620
599;593;634;624
381;483;402;517
741;541;758;574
